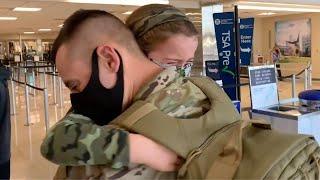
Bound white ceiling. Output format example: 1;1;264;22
246;0;320;5
0;0;320;35
0;0;200;34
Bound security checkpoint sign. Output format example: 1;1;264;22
239;18;254;66
249;65;279;109
213;12;237;101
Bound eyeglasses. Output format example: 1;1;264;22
150;58;194;69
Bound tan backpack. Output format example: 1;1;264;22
111;77;320;179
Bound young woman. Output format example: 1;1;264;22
126;4;198;77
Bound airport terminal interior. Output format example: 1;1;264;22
1;0;320;179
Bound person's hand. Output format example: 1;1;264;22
129;133;182;172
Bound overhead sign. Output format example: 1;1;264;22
213;12;237;101
239;18;254;66
249;65;278;109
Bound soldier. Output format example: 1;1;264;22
0;62;11;179
126;4;199;77
41;9;210;179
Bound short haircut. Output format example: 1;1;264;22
52;9;139;62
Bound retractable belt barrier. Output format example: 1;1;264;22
9;64;64;133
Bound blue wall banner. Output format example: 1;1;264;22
213;12;237;100
239;18;254;66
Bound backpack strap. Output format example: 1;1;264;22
110;101;157;129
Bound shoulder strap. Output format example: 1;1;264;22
110;101;157;129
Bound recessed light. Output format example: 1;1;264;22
24;32;35;34
38;29;52;32
258;12;276;16
58;24;64;28
13;7;42;12
122;11;133;15
0;17;17;20
186;13;202;16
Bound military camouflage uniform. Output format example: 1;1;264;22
41;68;210;179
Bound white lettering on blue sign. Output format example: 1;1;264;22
222;31;231;66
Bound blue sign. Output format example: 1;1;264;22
239;18;254;66
232;100;241;113
213;12;237;100
205;60;220;80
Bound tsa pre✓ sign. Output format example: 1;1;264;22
213;12;237;100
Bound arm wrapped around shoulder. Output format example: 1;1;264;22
40;113;129;169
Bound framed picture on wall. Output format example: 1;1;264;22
275;19;311;63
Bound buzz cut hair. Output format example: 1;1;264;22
52;9;139;62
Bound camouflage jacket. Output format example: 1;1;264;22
41;68;210;179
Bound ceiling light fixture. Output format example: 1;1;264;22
58;24;63;28
122;11;133;15
237;1;320;12
13;7;42;12
238;1;320;8
258;12;276;16
38;29;52;31
238;5;320;12
186;12;202;16
0;17;17;20
24;32;35;34
65;0;169;6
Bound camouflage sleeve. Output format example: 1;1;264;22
40;113;129;168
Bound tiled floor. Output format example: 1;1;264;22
8;72;320;179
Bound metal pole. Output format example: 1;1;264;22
291;74;296;98
28;126;33;160
43;71;47;89
32;70;36;95
308;65;312;88
43;88;50;132
53;72;57;104
10;80;16;115
58;76;64;107
19;34;23;62
234;5;241;101
304;69;308;90
24;84;31;126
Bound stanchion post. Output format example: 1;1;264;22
304;69;308;90
308;65;312;88
53;72;57;104
43;71;47;89
24;84;31;126
10;80;16;115
58;76;64;107
43;88;50;132
291;74;296;98
32;70;36;95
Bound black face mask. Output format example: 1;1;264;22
70;48;124;126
